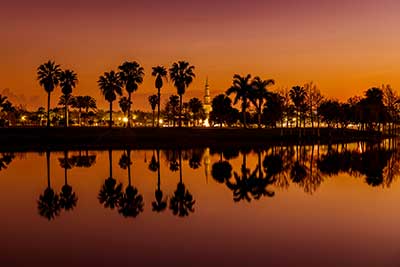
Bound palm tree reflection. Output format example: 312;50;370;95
58;150;77;211
118;149;144;218
169;150;195;217
98;149;122;209
38;151;61;220
152;149;167;213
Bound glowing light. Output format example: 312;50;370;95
203;118;210;127
159;119;163;124
21;116;26;121
122;117;128;123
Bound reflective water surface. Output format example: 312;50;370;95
1;141;400;267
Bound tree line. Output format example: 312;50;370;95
0;59;395;131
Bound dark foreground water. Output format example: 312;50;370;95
1;141;400;267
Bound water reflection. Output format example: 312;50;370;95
0;140;394;221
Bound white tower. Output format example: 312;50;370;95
203;78;212;127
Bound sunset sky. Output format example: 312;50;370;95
1;0;400;110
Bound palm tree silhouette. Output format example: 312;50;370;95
98;150;123;209
37;60;62;127
226;152;252;202
188;98;204;126
118;149;144;218
118;61;144;127
226;74;252;128
152;66;168;127
119;96;131;126
248;150;275;200
38;151;61;220
59;150;77;211
80;96;97;125
148;150;159;172
251;76;275;128
148;94;158;127
169;150;195;217
289;86;307;129
152;149;167;212
59;69;78;127
98;71;123;128
169;61;196;127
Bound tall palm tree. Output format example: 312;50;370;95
59;69;78;127
251;76;275;128
98;71;123;128
59;150;78;211
169;150;195;217
118;149;144;218
98;150;123;209
148;95;158;127
169;61;196;127
289;86;307;128
152;149;167;212
152;66;168;127
81;96;97;125
226;74;252;128
37;60;62;127
118;61;144;127
38;151;61;220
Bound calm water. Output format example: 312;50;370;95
1;142;400;267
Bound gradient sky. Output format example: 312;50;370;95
1;0;400;110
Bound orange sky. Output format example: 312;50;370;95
1;0;400;110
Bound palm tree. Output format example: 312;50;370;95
37;60;62;127
118;149;144;218
59;69;78;127
81;96;97;125
289;86;307;128
98;71;123;128
152;66;168;127
118;61;144;127
169;150;195;217
251;76;275;128
226;74;252;128
98;150;123;209
148;95;158;127
169;61;196;127
152;149;167;212
59;150;78;211
165;95;180;126
38;151;61;220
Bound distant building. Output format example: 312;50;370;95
203;78;212;127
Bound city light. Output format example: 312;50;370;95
122;117;128;123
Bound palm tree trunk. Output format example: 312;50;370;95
109;101;113;128
78;108;82;126
64;103;68;128
109;149;112;178
47;92;51;127
157;88;161;127
179;149;183;183
127;149;132;186
242;100;247;128
46;150;51;188
157;149;161;191
179;95;183;127
128;92;132;128
152;110;155;127
64;150;68;185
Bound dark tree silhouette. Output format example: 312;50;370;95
251;76;275;128
211;152;232;183
37;60;62;127
226;74;252;128
148;94;158;127
152;65;168;127
289;86;307;128
59;69;78;127
118;61;144;127
169;61;196;127
98;71;123;128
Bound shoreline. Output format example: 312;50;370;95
0;127;384;151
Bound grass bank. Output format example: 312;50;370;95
0;127;383;151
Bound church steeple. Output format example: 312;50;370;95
203;77;212;127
